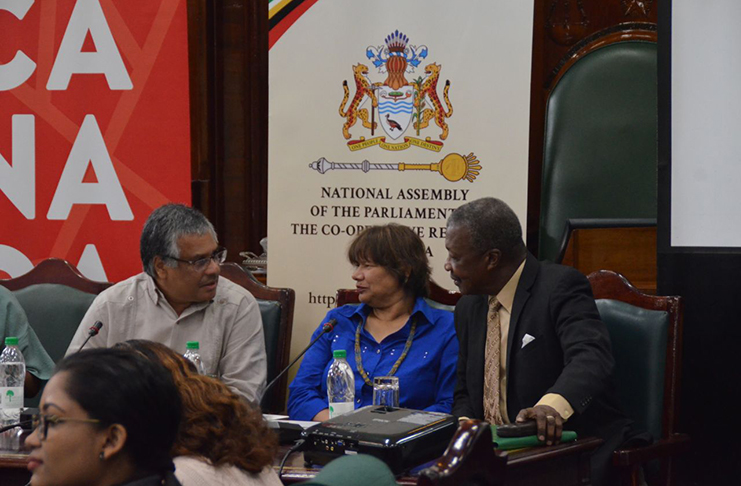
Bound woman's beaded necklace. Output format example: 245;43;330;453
354;315;417;387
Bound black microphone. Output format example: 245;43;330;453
262;319;337;402
0;419;31;433
77;321;104;352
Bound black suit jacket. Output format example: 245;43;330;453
452;253;630;443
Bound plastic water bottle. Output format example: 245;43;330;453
0;337;25;450
184;341;205;375
327;349;355;419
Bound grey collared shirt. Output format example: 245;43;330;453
66;273;266;403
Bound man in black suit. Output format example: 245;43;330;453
445;197;634;486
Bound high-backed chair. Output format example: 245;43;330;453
0;259;112;406
539;32;658;262
336;280;460;311
588;270;689;486
219;262;295;414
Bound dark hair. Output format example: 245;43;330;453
55;348;182;475
447;197;525;259
116;340;278;473
140;203;217;277
347;224;430;298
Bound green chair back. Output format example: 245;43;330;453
539;40;658;261
596;299;668;440
13;284;96;364
257;298;283;409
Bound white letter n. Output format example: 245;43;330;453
0;115;35;219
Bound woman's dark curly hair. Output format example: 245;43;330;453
116;340;278;473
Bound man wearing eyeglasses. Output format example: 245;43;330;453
66;204;267;404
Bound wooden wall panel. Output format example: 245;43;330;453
187;0;268;262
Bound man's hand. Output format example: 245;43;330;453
515;405;563;445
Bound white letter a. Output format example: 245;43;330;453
48;115;133;221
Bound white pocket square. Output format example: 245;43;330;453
521;334;536;348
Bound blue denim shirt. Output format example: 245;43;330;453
288;297;458;420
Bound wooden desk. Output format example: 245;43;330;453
1;437;602;486
275;437;602;486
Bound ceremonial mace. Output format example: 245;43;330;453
308;152;481;183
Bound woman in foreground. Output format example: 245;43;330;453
288;223;459;421
118;339;282;486
25;348;182;486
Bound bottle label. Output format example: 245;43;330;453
328;401;354;418
0;387;23;409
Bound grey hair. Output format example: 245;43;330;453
447;197;525;259
140;204;217;277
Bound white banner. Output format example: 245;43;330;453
268;0;534;369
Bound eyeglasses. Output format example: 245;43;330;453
31;414;101;440
166;247;227;272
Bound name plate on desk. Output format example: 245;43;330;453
303;406;457;474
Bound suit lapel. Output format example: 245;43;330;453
506;253;539;373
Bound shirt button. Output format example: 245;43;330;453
376;349;380;354
356;399;361;404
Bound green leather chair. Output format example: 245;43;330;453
0;259;112;407
219;262;295;414
589;270;689;486
539;38;658;262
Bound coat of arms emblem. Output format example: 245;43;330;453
339;31;453;152
309;30;481;183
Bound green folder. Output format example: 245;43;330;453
492;425;578;450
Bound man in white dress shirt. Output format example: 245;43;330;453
67;204;267;403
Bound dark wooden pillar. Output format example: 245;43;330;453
187;0;268;262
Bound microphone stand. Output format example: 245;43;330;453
262;319;336;402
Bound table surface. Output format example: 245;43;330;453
1;436;603;486
274;437;603;485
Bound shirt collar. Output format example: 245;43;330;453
495;259;526;314
143;273;214;315
345;297;436;325
144;273;163;305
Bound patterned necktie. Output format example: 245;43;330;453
483;296;503;425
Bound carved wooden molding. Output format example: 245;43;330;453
546;22;657;90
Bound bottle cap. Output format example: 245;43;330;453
4;337;18;346
333;349;347;359
186;341;200;350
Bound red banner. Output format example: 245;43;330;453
0;0;191;282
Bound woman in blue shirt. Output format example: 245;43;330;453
288;224;458;421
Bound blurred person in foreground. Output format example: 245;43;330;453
0;286;55;397
288;223;458;421
25;348;182;486
118;339;282;486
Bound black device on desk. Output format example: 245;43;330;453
303;406;457;475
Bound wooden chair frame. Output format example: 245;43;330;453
588;270;689;486
219;262;295;413
0;258;112;294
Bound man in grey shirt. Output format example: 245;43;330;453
66;204;267;403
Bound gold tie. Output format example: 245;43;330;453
484;296;503;425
